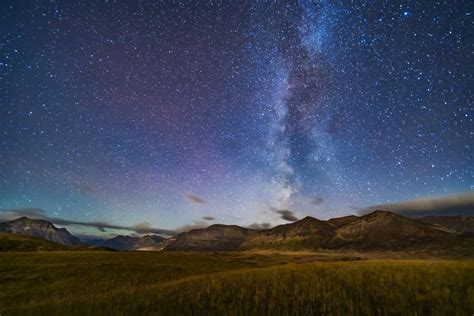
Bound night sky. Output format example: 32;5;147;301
1;1;472;235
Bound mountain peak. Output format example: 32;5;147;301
293;216;332;228
363;210;400;218
206;224;249;231
299;216;319;222
12;216;52;225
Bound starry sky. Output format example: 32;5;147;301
1;1;472;235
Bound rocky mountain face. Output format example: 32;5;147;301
327;215;358;228
417;216;474;233
241;217;333;250
164;211;472;253
87;235;165;251
0;217;81;246
165;224;256;251
324;211;453;250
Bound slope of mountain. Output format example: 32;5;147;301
134;235;166;251
324;210;454;250
417;216;474;233
0;217;81;246
87;235;165;251
0;233;112;252
328;215;358;228
166;224;255;251
0;232;71;251
241;217;333;250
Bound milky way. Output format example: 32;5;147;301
1;1;472;235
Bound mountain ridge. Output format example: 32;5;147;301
87;234;165;251
166;210;473;254
1;211;472;255
165;224;256;251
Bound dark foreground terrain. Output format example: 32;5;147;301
0;251;472;315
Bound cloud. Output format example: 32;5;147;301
202;216;215;221
174;221;208;233
360;192;474;217
0;208;45;218
185;193;206;204
247;222;272;230
0;208;180;236
270;207;299;222
132;223;153;234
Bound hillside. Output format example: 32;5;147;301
324;210;454;250
0;232;71;251
417;215;474;233
327;215;358;228
241;216;333;250
166;224;256;251
0;233;114;252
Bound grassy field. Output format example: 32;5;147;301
0;251;472;315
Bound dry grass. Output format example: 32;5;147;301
0;252;472;315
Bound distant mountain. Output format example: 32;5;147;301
164;211;472;253
165;224;256;251
0;217;81;246
417;216;474;233
87;234;165;251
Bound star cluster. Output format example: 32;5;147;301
1;1;472;232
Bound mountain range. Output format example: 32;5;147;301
86;235;166;251
178;211;471;252
0;211;473;255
